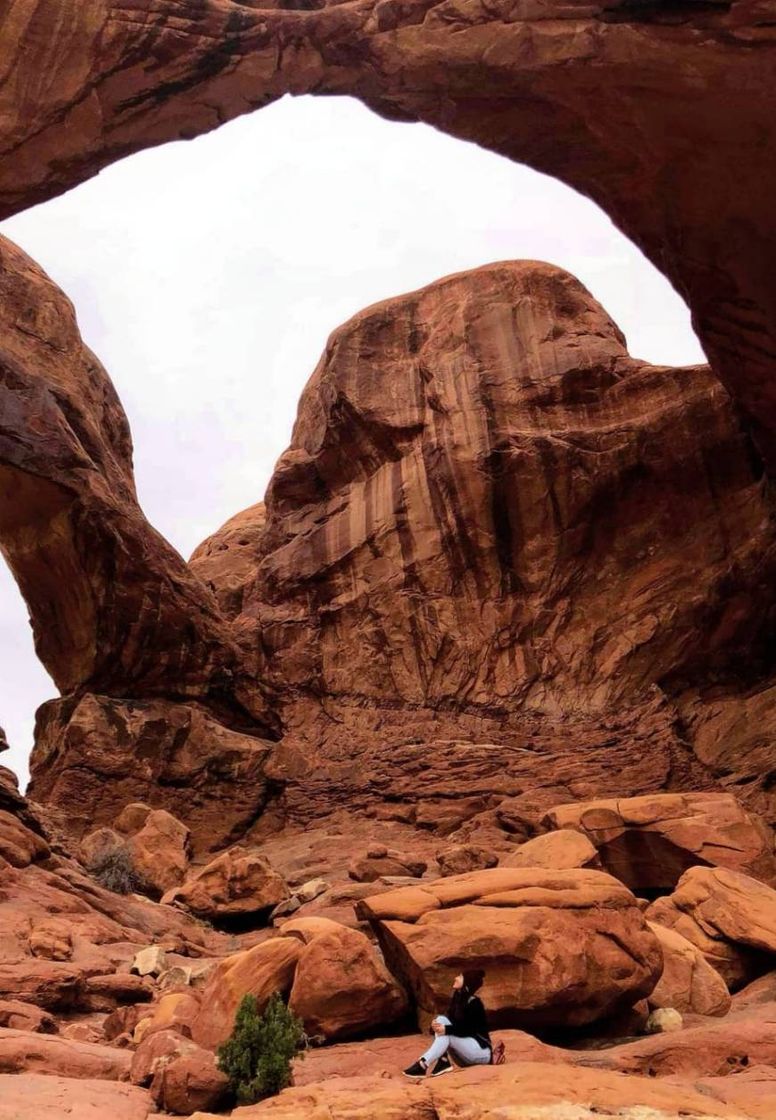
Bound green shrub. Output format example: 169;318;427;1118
217;992;305;1105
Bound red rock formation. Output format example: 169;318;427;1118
30;695;279;853
647;866;776;991
191;262;776;833
1;3;775;466
232;263;772;719
0;236;273;726
544;792;776;890
357;867;662;1030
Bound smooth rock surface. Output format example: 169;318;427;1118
191;937;303;1051
0;1075;151;1120
188;1060;749;1119
288;924;408;1041
500;830;600;872
359;867;661;1029
648;922;731;1018
647;866;776;990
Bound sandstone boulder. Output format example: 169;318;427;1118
115;804;154;836
288;924;408;1041
500;830;600;872
163;846;288;923
29;919;73;962
358;868;661;1029
647;866;776;990
0;810;49;868
0;1000;57;1033
436;845;498;877
647;921;731;1018
131;1028;228;1115
296;878;328;904
645;1007;683;1034
545;793;776;890
126;809;190;897
80;828;124;870
348;849;427;883
130;946;168;978
134;990;201;1044
191;937;303;1050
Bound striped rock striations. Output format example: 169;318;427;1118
193;261;776;830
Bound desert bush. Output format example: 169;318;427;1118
217;992;305;1105
89;846;147;895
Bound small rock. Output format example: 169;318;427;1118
349;850;427;883
297;877;328;903
645;1007;683;1034
367;844;388;859
130;946;169;978
436;844;498;877
158;965;193;990
114;803;153;835
271;896;302;923
60;1022;102;1043
29;921;73;962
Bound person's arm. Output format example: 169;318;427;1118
444;997;485;1038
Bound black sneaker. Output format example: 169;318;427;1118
431;1054;454;1077
403;1058;428;1079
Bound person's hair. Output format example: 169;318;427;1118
462;968;485;995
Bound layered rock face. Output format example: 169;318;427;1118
190;262;776;833
30;695;279;852
227;262;774;714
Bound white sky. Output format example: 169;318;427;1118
0;94;705;786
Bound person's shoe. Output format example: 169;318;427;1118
403;1058;428;1079
430;1054;454;1077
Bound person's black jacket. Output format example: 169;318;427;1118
444;990;491;1049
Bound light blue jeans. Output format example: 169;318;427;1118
420;1015;491;1067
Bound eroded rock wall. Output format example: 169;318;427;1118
192;263;776;831
0;235;275;730
219;262;775;718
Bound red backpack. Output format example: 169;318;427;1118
490;1040;506;1065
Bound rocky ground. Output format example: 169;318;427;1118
6;723;776;1118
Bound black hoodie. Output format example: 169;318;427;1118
444;989;491;1050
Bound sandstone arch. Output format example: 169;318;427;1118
1;2;775;455
0;235;276;734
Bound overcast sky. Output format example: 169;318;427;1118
0;94;705;786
